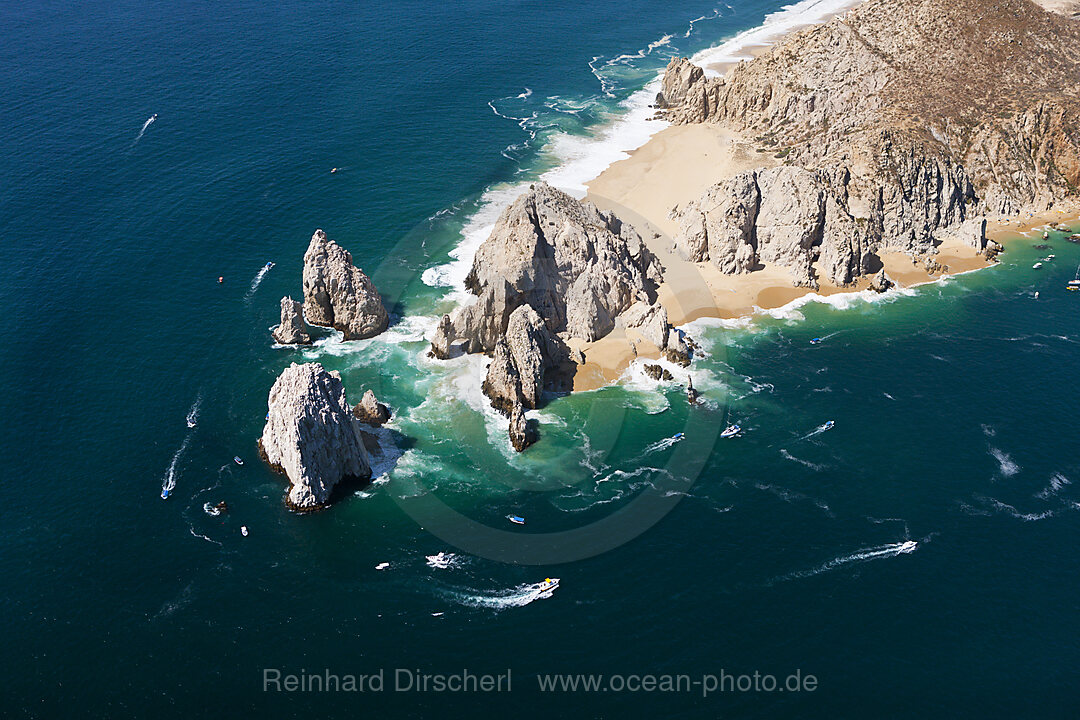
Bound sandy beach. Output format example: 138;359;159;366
570;117;1079;392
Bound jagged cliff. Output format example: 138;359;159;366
658;0;1080;285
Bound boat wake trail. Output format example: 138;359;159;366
794;421;835;442
244;262;274;302
443;581;558;611
160;434;192;498
186;393;202;428
131;114;157;148
988;446;1020;477
772;540;920;584
779;449;826;471
638;433;685;458
425;552;461;570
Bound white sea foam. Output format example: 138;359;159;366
444;580;559;610
777;540;919;583
989;446;1020;477
244;262;274;302
779;449;827;471
160;433;192;498
185;393;201;428
1036;473;1071;499
425;552;461;570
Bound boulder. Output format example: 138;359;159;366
353;389;391;426
959;216;988;253
259;363;371;511
508;403;538;452
662;329;691;367
429;314;455;359
271;296;311;345
482;304;549;413
643;363;674;381
869;268;893;293
621;301;670;349
302;229;389;340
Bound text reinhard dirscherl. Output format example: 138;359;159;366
262;669;818;696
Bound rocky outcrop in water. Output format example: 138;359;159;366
259;362;371;511
869;269;893;293
429;314;455;359
451;183;662;352
302;229;389;340
508;403;537;452
272;296;312;345
482;304;551;413
353;389;391;426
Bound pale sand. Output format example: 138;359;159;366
571;122;1080;392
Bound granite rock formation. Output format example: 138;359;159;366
450;183;662;353
259;362;371;511
353;389;391;426
303;229;389;340
271;296;312;345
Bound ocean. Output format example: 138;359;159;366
2;0;1079;716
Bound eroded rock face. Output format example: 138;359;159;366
671;166;872;287
621;301;670;349
272;296;311;345
508;403;537;452
259;362;371;511
482;304;550;413
302;230;389;341
429;314;455;359
454;183;662;352
869;268;893;293
353;389;391;426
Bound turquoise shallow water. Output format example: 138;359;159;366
3;0;1080;716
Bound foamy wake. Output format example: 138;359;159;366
160;434;192;497
988;446;1020;477
639;433;685;457
444;581;559;610
776;540;920;583
974;495;1058;522
244;262;274;302
425;552;461;570
132;114;156;146
186;393;201;428
779;448;827;471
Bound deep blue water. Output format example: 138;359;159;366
3;0;1080;717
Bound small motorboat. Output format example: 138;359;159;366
673;432;685;440
330;167;339;174
721;424;740;438
233;456;244;465
897;540;918;553
507;515;525;525
265;261;274;269
537;578;560;593
1033;262;1043;269
240;525;249;537
375;562;390;571
1047;254;1056;260
1069;264;1080;291
1043;231;1050;239
160;487;171;500
810;337;823;344
151;113;158;121
823;420;835;431
217;276;224;283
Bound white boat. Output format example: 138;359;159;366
721;424;741;438
160;487;170;500
507;515;525;525
240;525;249;537
823;420;835;431
537;578;560;593
1033;262;1043;269
233;456;244;465
1043;231;1050;239
1069;264;1080;291
897;540;917;553
375;562;390;571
